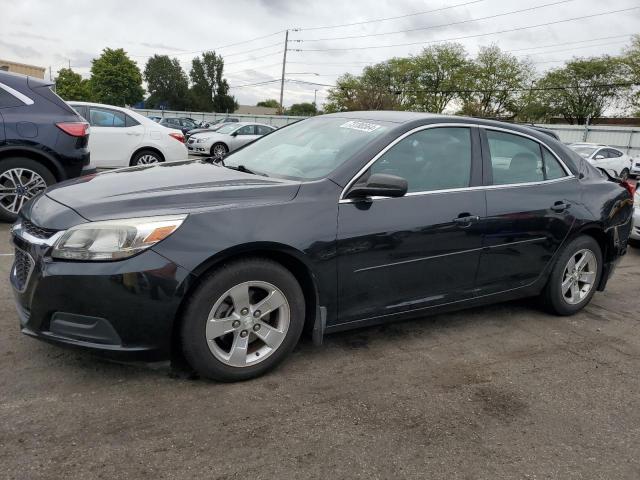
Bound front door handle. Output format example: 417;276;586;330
551;201;570;212
453;214;480;227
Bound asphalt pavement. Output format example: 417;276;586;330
1;222;639;479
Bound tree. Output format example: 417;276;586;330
55;68;92;101
536;56;630;124
623;34;640;115
257;99;280;108
287;102;317;116
143;55;189;110
406;43;472;113
90;48;143;106
189;51;237;113
324;59;409;112
459;45;534;118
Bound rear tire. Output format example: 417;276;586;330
541;235;602;316
0;157;55;222
131;149;164;166
180;258;305;382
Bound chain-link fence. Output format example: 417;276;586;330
536;124;640;159
133;109;306;128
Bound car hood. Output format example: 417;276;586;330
44;160;301;222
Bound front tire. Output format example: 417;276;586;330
0;158;55;222
181;258;305;382
541;235;602;315
211;143;228;159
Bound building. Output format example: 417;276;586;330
235;105;278;115
0;59;46;79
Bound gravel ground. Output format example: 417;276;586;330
1;221;639;479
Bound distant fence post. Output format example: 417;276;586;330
582;123;589;142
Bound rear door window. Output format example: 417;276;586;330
89;107;126;127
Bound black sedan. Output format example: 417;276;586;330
10;112;634;382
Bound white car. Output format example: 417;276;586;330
568;143;633;179
68;102;188;168
631;189;640;246
187;122;276;157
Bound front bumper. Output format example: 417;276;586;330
10;226;195;360
186;140;209;154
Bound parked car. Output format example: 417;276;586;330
630;156;640;178
159;117;199;134
568;143;632;179
69;102;188;168
11;113;634;382
187;122;275;157
0;71;92;222
184;122;234;142
147;116;162;123
631;188;640;247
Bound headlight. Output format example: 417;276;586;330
195;137;210;143
51;215;187;261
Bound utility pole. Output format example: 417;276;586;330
279;29;289;115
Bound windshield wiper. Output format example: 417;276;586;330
207;156;267;176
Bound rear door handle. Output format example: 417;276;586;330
453;214;480;227
551;201;570;212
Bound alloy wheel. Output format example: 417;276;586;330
212;145;227;158
136;154;160;165
0;168;47;214
561;248;597;305
206;280;290;367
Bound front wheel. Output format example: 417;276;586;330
541;235;602;315
0;158;55;222
180;258;305;382
211;143;228;159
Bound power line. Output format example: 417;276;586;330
294;0;575;42
516;40;631;59
129;29;285;58
224;51;284;66
506;33;634;53
292;6;640;52
293;0;485;31
226;62;283;75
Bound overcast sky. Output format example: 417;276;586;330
1;0;638;108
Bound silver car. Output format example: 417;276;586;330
187;122;276;157
631;189;640;246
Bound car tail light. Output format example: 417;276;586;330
621;180;636;199
169;132;184;143
56;122;89;137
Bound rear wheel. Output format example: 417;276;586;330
541;235;602;315
180;258;305;382
0;158;55;222
131;149;163;166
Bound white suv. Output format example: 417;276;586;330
569;143;633;179
69;102;188;168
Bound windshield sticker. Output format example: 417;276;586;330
340;121;382;133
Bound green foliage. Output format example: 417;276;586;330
459;45;534;119
257;99;280;108
286;102;317;116
406;43;472;113
90;48;143;106
189;51;237;113
55;68;92;101
535;56;630;124
623;35;640;115
144;55;189;110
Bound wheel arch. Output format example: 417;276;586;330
129;146;165;166
210;141;228;155
170;242;320;361
0;146;66;181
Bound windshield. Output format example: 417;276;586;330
217;124;238;134
571;146;597;158
224;117;392;179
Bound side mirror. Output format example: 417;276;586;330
594;154;605;160
345;173;408;200
230;131;238;137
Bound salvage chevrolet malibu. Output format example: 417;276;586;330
10;112;634;381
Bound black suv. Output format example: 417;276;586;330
0;71;92;221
